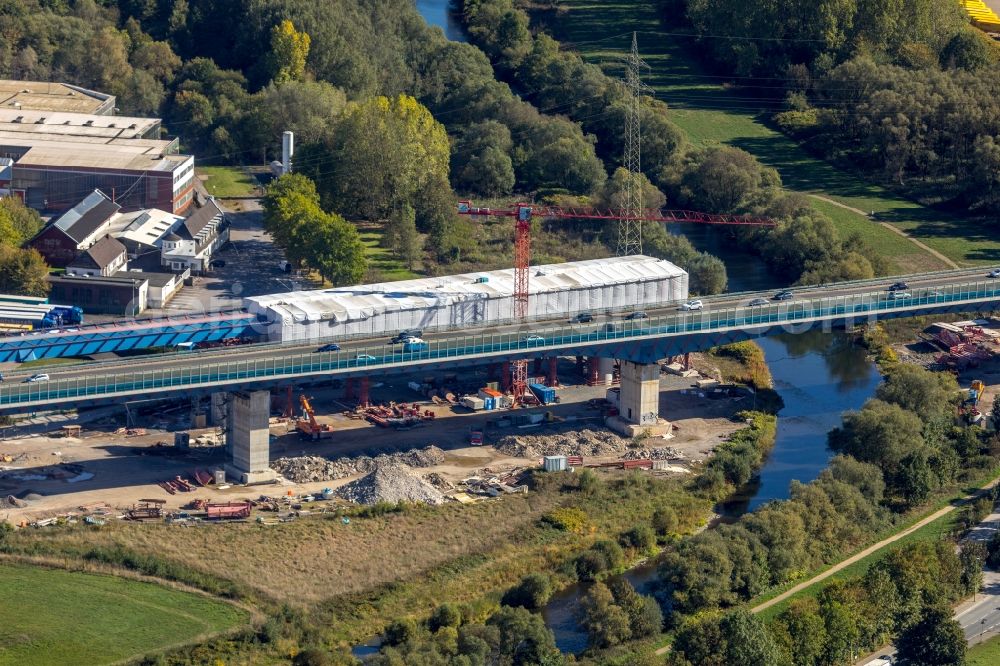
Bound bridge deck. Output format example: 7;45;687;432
1;267;998;412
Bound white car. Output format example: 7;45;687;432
679;299;704;311
25;373;49;383
989;268;1000;278
522;334;545;344
401;336;425;345
355;354;376;362
890;291;911;299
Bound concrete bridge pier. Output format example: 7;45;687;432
607;360;672;438
224;390;277;484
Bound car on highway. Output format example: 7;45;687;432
571;312;594;323
355;354;377;362
926;288;945;297
888;281;909;292
624;311;648;320
315;343;341;352
989;268;1000;278
522;334;545;344
679;299;704;311
772;290;794;301
390;329;422;344
748;298;769;307
25;373;49;383
889;291;912;299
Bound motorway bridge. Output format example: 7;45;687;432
1;266;998;415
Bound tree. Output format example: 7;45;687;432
776;598;827;666
311;95;451;222
305;212;367;287
429;603;462;632
875;364;959;422
829;399;926;475
383;617;417;646
896;604;967;666
0;246;50;297
501;573;553;611
270;19;310;83
485;606;561;666
991;395;1000;433
580;582;632;648
960;542;986;597
0;196;43;246
385;204;422;269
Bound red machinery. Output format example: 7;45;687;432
457;200;777;403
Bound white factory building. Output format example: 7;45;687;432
245;255;688;343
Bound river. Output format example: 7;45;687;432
362;1;883;657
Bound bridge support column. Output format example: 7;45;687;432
596;357;616;385
225;390;277;484
344;378;356;400
501;361;511;393
358;376;370;408
607;361;671;438
546;357;559;387
210;392;227;425
533;357;543;375
585;357;600;386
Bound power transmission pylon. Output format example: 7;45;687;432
619;32;650;257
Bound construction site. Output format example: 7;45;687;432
0;348;753;527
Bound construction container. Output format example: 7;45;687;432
479;387;503;401
543;455;568;472
462;396;486;410
407;381;422;393
484;398;496;410
528;383;557;405
213;469;226;485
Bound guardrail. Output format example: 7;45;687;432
2;276;998;409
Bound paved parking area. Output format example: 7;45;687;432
151;200;320;316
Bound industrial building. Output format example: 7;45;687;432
29;190;121;266
245;255;689;342
0;79;115;115
0;80;193;214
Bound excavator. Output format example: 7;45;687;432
295;395;335;440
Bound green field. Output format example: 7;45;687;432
359;228;422;281
0;563;248;666
537;0;999;268
197;166;258;198
969;633;1000;665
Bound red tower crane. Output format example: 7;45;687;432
456;200;778;404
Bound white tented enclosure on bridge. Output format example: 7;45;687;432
244;255;688;343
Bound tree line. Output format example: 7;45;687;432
0;198;49;297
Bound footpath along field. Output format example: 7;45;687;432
535;0;1000;271
0;562;248;666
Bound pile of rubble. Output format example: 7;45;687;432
423;472;455;491
621;447;686;461
336;462;445;505
493;429;629;459
0;494;28;509
271;446;446;483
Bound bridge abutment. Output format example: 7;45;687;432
224;390;277;484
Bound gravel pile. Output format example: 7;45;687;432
493;429;629;459
621;447;686;461
336;462;445;505
271;446;446;483
423;472;454;490
0;494;28;509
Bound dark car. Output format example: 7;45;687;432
772;290;793;301
390;329;423;344
888;281;909;292
571;312;594;323
316;343;341;352
624;311;648;320
748;298;769;307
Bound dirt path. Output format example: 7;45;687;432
751;477;1000;614
807;194;960;270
